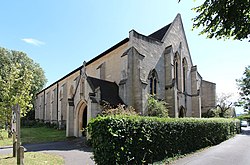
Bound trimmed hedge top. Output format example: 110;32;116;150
88;115;240;164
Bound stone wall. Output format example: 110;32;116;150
35;69;80;127
35;40;128;136
86;42;128;83
191;66;202;117
127;14;198;117
201;80;216;114
45;90;51;121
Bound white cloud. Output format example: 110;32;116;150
22;38;45;46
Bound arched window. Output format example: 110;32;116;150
148;69;158;95
182;58;187;92
174;53;180;89
175;61;178;88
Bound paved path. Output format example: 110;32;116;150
0;138;95;165
171;127;250;165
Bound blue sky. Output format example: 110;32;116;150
0;1;249;113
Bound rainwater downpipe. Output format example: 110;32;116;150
56;82;59;125
43;90;45;120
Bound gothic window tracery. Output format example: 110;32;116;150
148;69;158;95
174;53;180;89
182;58;188;92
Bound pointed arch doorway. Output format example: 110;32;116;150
75;100;88;137
179;106;186;118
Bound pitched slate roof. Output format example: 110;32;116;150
36;38;129;95
37;22;171;95
148;23;171;41
87;76;124;106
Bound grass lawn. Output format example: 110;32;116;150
0;129;11;147
0;127;66;147
0;152;64;165
0;127;66;164
21;127;66;144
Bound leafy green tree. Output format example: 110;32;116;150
236;66;250;112
0;47;47;128
179;0;250;41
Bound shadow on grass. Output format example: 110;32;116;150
0;146;13;149
2;156;12;160
23;137;92;153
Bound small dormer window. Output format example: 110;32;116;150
148;69;158;95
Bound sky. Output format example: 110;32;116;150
0;1;249;113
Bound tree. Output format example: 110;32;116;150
0;47;47;128
179;0;250;41
206;93;236;118
216;93;235;117
236;66;250;112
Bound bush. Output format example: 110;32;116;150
206;108;220;118
147;95;168;117
88;116;239;164
237;114;250;121
204;107;236;118
101;102;137;116
21;119;60;129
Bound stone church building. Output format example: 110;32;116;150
35;14;216;137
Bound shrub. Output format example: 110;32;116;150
88;116;239;164
101;102;137;116
237;114;250;121
205;107;236;118
206;108;220;118
21;119;60;129
147;95;168;117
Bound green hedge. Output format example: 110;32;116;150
88;116;240;164
237;114;250;121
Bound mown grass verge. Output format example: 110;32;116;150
0;152;64;165
0;127;66;147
